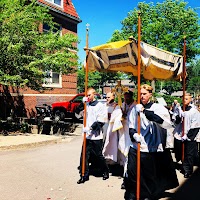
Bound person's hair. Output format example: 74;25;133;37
185;93;192;97
140;84;153;93
124;90;133;97
107;92;115;98
87;87;96;94
197;104;200;112
112;92;115;98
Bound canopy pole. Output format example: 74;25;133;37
82;23;90;177
136;10;141;200
181;35;186;162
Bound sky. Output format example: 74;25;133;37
72;0;200;63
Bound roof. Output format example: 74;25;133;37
105;80;135;87
171;91;183;97
38;0;81;23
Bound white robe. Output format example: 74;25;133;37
174;106;200;141
103;103;123;163
129;103;172;152
118;102;135;166
84;101;107;140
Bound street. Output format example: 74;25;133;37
0;134;199;200
0;135;124;200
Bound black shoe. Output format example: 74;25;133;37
124;191;135;200
77;176;89;184
103;172;109;180
184;172;191;178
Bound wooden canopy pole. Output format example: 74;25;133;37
182;35;186;162
82;23;90;177
136;11;141;200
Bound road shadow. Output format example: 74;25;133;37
167;167;200;200
152;167;200;200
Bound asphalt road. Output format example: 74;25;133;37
0;134;199;200
0;135;124;200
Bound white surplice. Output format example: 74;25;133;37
103;103;123;163
118;102;135;166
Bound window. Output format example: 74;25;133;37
73;96;84;103
45;0;63;7
43;71;62;88
42;23;62;88
43;23;51;34
43;23;62;35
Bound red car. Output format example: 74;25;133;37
51;93;101;121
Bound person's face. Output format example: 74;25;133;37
124;94;133;105
184;95;191;106
87;90;95;101
106;93;114;103
140;88;152;105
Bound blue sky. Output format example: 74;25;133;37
72;0;200;63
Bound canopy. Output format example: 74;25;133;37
86;39;183;80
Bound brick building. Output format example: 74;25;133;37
0;0;81;119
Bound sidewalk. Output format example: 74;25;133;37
0;125;82;151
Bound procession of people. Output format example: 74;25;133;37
76;81;200;200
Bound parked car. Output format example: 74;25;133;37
51;93;101;121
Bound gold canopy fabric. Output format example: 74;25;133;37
86;39;183;80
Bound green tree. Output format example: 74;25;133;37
0;0;78;90
110;0;200;62
77;65;122;93
155;80;182;94
109;0;200;95
77;66;101;93
187;59;200;95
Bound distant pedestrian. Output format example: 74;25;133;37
173;93;200;178
170;99;181;125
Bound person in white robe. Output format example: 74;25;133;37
75;88;109;184
103;92;124;165
124;84;179;200
173;93;200;178
170;100;180;124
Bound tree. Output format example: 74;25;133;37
187;59;200;95
155;80;182;94
77;66;101;93
77;65;122;93
109;0;200;95
0;0;78;90
110;0;200;62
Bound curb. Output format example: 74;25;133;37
0;125;82;151
0;138;63;151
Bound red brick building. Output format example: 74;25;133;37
0;0;81;119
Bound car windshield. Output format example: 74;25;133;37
73;96;83;102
